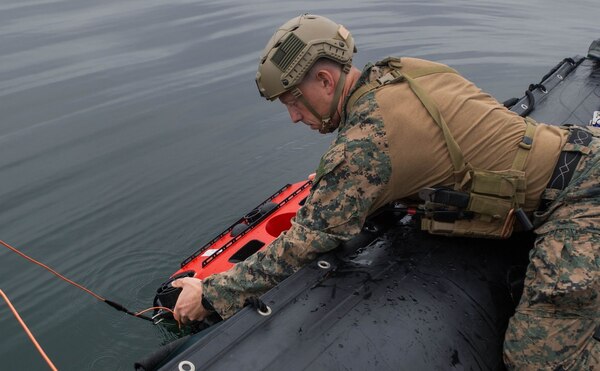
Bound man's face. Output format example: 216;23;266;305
278;78;331;131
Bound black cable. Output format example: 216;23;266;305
105;299;153;322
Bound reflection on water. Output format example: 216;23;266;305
0;0;597;368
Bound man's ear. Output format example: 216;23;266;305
315;70;335;95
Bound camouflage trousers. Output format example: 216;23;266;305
504;133;600;370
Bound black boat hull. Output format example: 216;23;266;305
137;40;600;371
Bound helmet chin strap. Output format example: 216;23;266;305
291;64;351;134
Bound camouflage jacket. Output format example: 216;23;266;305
202;57;565;319
202;65;392;319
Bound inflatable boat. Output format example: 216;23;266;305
136;39;600;370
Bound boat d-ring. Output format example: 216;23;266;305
258;305;272;316
179;360;195;371
317;260;331;269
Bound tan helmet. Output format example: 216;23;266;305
256;14;356;101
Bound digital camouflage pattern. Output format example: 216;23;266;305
203;59;599;369
202;68;392;319
504;132;600;370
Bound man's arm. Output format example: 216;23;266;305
205;137;392;318
175;134;392;321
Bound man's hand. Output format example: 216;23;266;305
171;277;210;324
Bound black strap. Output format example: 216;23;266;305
201;295;216;313
546;127;593;190
244;297;269;313
421;188;470;208
521;90;535;117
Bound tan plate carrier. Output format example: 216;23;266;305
346;57;535;238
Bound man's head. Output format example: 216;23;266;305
255;14;356;133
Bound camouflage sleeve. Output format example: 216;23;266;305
202;112;391;319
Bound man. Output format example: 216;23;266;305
172;14;600;369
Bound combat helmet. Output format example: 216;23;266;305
256;14;356;132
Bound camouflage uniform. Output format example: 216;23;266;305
202;57;599;368
202;66;392;318
504;132;600;370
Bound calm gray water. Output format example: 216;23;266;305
0;0;597;369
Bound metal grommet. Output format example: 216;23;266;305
520;104;528;110
317;260;331;269
179;360;195;371
557;74;563;80
258;305;272;316
364;224;378;233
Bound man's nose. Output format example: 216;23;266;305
287;107;302;123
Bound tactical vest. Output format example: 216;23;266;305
346;57;535;239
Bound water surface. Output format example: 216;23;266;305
0;0;597;369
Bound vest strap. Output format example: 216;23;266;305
293;63;351;133
345;63;458;113
512;118;537;172
346;60;464;180
400;70;467;183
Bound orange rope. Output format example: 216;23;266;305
0;239;105;302
0;289;58;371
135;306;175;317
1;239;178;324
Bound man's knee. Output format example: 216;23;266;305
504;311;600;370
